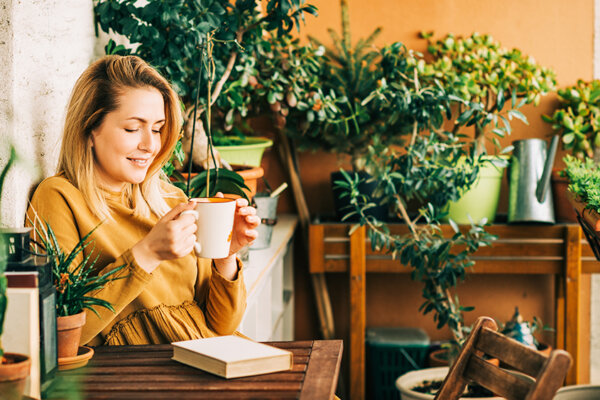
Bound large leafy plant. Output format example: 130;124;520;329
543;80;600;161
419;32;557;155
95;0;317;199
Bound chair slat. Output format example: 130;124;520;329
476;328;546;376
464;355;532;400
436;317;572;400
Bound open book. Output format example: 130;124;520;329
171;335;293;378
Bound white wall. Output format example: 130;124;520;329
0;0;96;227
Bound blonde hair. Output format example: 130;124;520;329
58;55;182;221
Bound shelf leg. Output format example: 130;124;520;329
565;225;582;384
349;226;366;400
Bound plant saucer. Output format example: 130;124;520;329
58;346;94;371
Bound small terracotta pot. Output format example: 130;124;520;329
57;311;86;358
233;165;264;199
428;348;450;367
552;170;578;223
428;348;500;367
0;353;31;400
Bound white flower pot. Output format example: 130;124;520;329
395;367;504;400
554;385;600;399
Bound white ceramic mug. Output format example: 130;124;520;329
181;197;236;259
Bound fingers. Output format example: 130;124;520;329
162;200;197;222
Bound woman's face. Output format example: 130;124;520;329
91;87;165;191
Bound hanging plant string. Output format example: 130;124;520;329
204;32;220;197
186;38;205;197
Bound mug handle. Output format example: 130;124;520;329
180;210;202;257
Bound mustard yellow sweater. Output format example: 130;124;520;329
27;176;246;346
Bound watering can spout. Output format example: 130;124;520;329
535;135;559;203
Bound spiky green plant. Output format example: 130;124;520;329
32;222;125;317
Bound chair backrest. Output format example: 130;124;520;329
434;316;572;400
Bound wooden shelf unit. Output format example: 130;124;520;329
309;222;598;400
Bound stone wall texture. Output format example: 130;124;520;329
0;0;95;227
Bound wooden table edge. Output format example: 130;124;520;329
300;340;343;400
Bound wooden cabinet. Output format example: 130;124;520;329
309;222;599;400
239;215;297;341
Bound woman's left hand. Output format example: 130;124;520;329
228;197;260;255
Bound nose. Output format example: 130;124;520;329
139;128;159;153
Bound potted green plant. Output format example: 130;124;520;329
562;155;600;258
278;0;415;219
419;32;557;224
0;146;32;400
31;221;125;362
94;0;317;199
542;80;600;222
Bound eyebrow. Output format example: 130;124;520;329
126;117;166;125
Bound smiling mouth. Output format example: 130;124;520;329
128;158;151;167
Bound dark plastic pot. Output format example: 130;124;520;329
330;171;388;222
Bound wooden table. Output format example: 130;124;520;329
49;340;343;399
309;222;599;400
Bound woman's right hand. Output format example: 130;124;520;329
131;200;199;273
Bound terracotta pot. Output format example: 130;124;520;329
233;165;264;199
551;170;578;222
57;311;86;358
428;348;450;367
0;353;31;400
428;348;499;367
537;342;552;357
175;166;264;200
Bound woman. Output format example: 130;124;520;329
27;55;259;346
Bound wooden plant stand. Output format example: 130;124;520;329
309;221;599;400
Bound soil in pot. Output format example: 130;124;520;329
0;353;31;400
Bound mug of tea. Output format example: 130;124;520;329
181;197;236;259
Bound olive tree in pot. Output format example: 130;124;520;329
336;43;502;399
0;147;31;400
542;80;600;221
419;32;557;224
94;0;317;199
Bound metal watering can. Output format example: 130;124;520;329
507;136;559;223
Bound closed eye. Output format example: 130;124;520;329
125;128;139;133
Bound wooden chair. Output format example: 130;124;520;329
434;316;572;400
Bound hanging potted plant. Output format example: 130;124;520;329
30;220;125;368
563;155;600;259
419;32;557;224
94;0;317;200
0;146;31;400
542;79;600;222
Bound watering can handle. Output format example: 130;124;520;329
535;135;560;203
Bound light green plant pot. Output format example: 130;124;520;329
215;137;273;167
445;157;507;224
